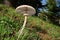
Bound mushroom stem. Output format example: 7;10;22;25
17;16;27;40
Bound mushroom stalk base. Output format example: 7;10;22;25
17;16;27;40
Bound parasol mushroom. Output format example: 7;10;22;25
16;5;36;40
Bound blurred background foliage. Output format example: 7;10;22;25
0;0;60;40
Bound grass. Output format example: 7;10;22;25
0;4;60;40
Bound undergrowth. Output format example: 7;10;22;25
0;4;60;40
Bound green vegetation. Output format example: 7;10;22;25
0;4;60;40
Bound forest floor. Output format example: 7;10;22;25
0;4;60;40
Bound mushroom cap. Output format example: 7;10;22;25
16;5;36;16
